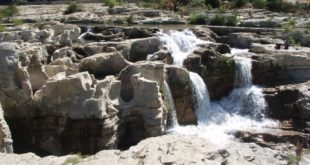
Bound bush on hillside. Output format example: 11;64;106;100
189;12;208;24
234;0;248;8
210;14;239;26
249;0;267;9
205;0;221;8
0;4;19;20
63;1;83;15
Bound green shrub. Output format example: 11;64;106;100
205;0;221;8
287;154;299;165
63;1;83;15
126;14;134;24
13;19;24;26
234;0;248;8
210;14;226;25
1;5;19;20
104;0;123;8
210;14;239;26
283;19;296;33
12;0;27;5
0;25;6;32
266;0;306;13
61;157;82;165
189;12;208;24
189;0;205;7
250;0;267;9
225;15;238;26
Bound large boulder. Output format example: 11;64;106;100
129;37;161;62
6;72;120;155
166;66;197;125
0;42;35;117
117;61;167;149
251;43;310;85
264;81;310;121
0;103;13;153
79;52;131;78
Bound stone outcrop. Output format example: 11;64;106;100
0;103;13;153
166;66;197;125
79;52;131;78
264;81;310;121
117;61;166;149
184;46;236;100
0;42;35;117
251;43;310;85
129;37;161;62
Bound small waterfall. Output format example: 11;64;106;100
219;55;266;119
189;72;211;122
234;56;252;87
158;29;209;66
160;30;277;146
78;26;93;43
164;81;179;128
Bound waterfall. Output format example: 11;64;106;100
158;29;209;66
219;55;266;120
78;26;93;43
160;30;277;146
189;72;211;122
164;80;179;128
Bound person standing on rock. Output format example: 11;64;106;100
295;140;303;162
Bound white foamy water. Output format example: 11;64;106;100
158;29;210;66
189;72;211;122
160;31;278;146
78;26;93;43
164;80;179;128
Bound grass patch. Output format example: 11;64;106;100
0;5;19;21
0;25;6;32
189;12;208;25
13;19;24;26
63;1;83;15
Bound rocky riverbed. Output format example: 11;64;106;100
0;2;310;165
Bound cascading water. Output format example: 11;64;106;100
160;29;278;146
218;56;266;119
158;29;210;66
189;72;211;122
164;80;179;128
78;26;93;43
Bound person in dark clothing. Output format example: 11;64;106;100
284;39;290;50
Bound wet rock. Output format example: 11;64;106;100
0;103;13;153
79;52;131;78
185;47;236;100
166;66;197;125
147;49;171;61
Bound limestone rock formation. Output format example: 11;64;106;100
166;66;197;125
0;103;13;153
0;42;35;117
251;43;310;85
265;81;310;121
117;61;167;149
79;52;131;78
129;37;161;62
